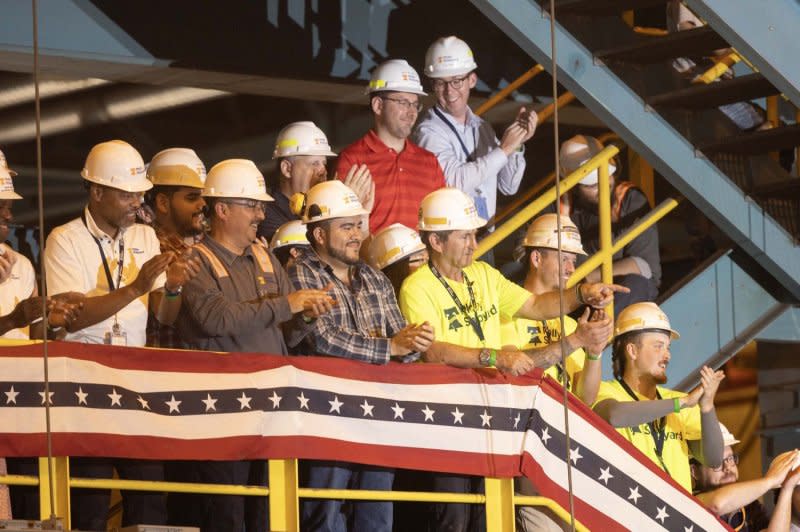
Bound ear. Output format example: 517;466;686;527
155;192;171;215
279;159;293;179
214;201;229;221
689;463;700;482
370;95;384;116
467;72;478;89
89;184;104;202
428;233;446;254
289;247;300;259
311;226;327;247
625;341;638;362
528;249;540;270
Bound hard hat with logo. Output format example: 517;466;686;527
81;140;152;193
417;187;486;232
424;36;478;79
273;121;337;159
203;159;274;201
615;302;680;339
366;59;427;96
270;219;310;251
147;148;206;189
368;223;426;270
0;167;21;200
297;180;368;223
523;213;586;255
719;423;740;447
559;135;617;186
0;149;17;176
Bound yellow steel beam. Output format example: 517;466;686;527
485;477;515;532
269;459;299;532
515;496;589;532
632;26;668;36
1;474;39;486
475;65;544;117
568;198;680;288
38;457;69;526
476;145;620;258
299;488;484;503
537;92;576;123
70;477;269;496
694;53;741;85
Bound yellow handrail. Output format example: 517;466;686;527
537;91;576;123
693;52;741;85
567;198;681;288
475;65;544;116
633;26;668;36
475;145;620;259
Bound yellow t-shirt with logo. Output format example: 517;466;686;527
399;261;532;349
500;314;586;390
593;379;702;492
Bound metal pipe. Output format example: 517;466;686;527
474;65;544;116
475;145;620;258
567;198;680;288
597;154;614;317
694;53;741;85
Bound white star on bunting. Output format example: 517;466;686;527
541;427;551;445
569;446;583;465
268;391;282;409
165;395;182;414
451;407;464;425
4;386;19;404
655;506;669;524
107;388;122;406
328;396;343;414
137;396;150;410
422;405;435;422
628;486;641;504
237;392;252;410
297;392;310;410
360;400;374;417
480;410;492;427
598;466;613;485
513;413;521;429
202;394;217;412
75;387;88;405
684;526;694;532
391;402;405;420
39;390;54;405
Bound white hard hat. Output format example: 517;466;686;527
0;149;17;176
273;121;336;159
81;140;152;193
368;223;426;270
559;135;616;186
417;187;487;232
366;59;427;96
147;148;206;189
424;36;478;79
719;423;740;447
615;302;680;339
523;213;586;255
0;167;22;200
299;180;368;223
270;220;309;251
203;159;274;202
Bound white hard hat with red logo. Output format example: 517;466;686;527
366;59;427;96
0;167;21;200
82;140;152;193
0;149;17;176
424;36;478;79
147;147;206;189
523;213;586;255
270;220;310;251
203;159;274;202
368;223;426;270
417;187;487;232
298;180;368;223
273;121;337;159
615;302;680;339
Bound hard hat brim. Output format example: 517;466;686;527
0;191;22;200
82;174;153;193
366;87;428;97
425;66;477;79
202;191;275;202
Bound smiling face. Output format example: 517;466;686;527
157;186;206;237
430;229;478;272
628;330;672;385
0;199;12;242
91;185;144;233
692;446;739;490
215;199;266;249
312;215;364;271
432;72;477;121
530;248;577;291
372;91;421;142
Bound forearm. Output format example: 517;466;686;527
153;291;181;326
516;289;580;321
699;409;724;467
594;398;677;427
423;341;480;368
767;482;795;532
65;285;142;332
695;478;773;516
575;356;602;405
522;338;573;369
0;312;22;335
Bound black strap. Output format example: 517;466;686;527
429;262;485;344
433;106;476;162
616;377;670;474
82;212;124;292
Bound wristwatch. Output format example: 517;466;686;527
478;348;492;367
165;285;183;297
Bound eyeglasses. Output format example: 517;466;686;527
710;453;739;472
223;199;266;213
431;75;470;91
380;96;423;113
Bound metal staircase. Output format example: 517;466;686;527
470;0;800;387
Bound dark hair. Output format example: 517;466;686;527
612;331;644;379
144;185;178;207
381;257;413;295
420;230;453;251
273;245;308;269
305;218;332;250
203;197;224;221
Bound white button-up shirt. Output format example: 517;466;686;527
44;207;163;346
0;245;35;340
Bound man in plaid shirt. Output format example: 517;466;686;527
288;180;434;532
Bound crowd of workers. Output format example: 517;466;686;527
1;26;799;532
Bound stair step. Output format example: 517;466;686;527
647;73;778;109
596;26;728;63
699;124;800;155
750;179;800;199
553;0;666;15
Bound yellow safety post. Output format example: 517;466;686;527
622;10;634;27
597;157;614;318
568;198;680;287
475;65;544;117
693;53;741;85
485;477;515;532
476;145;619;259
269;459;299;532
537;92;577;123
628;150;655;206
515;496;590;532
38;456;70;527
767;96;780;162
632;26;668;36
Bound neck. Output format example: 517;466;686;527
431;255;463;282
623;372;657;400
441;105;468;125
87;203;119;239
315;246;352;285
210;227;247;256
154;213;178;236
374;126;406;153
523;270;549;296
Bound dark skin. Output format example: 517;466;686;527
1;292;84;337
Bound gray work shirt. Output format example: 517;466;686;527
178;235;294;354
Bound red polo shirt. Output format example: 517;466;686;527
336;130;446;233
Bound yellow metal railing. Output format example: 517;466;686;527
693;52;741;85
475;65;544;117
0;457;587;532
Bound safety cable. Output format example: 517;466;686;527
548;0;577;530
31;0;57;520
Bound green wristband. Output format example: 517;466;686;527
586;353;601;361
489;349;497;367
673;397;681;413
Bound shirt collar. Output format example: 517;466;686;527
364;129;408;154
83;206;126;243
203;234;255;267
434;104;480;128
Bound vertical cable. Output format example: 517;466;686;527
548;1;576;530
31;0;57;519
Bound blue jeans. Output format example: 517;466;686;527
301;460;393;532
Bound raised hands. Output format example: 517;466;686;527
287;283;337;318
579;282;630;308
390;322;435;356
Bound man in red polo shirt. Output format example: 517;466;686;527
336;59;446;234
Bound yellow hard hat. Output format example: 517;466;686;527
367;223;426;270
615;302;680;339
417;187;486;232
270;220;309;251
147;148;206;189
523;213;586;255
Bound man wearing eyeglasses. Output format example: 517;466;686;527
335;59;446;233
414;36;537;245
691;423;800;532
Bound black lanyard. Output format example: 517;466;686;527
429;262;485;344
617;378;671;475
82;212;124;292
433;106;476;162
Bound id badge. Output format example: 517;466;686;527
105;323;127;346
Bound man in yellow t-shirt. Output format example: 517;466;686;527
593;302;725;492
398;188;625;532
